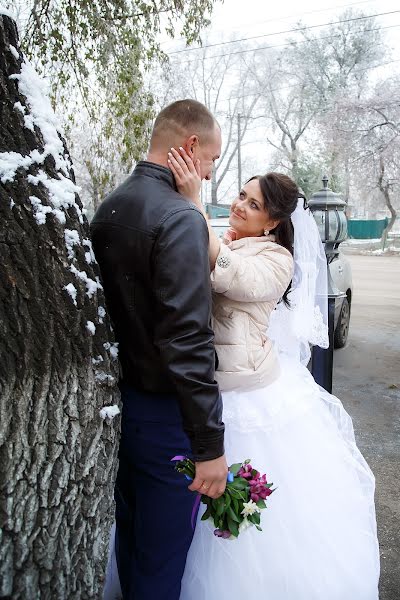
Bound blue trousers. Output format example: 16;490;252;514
115;384;196;600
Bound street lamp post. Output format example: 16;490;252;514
307;175;348;393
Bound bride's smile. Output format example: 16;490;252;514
229;179;279;239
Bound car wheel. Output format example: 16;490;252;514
334;297;350;349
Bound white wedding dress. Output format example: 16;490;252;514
180;203;380;600
179;354;380;600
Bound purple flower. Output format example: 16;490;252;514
238;464;253;479
248;472;273;502
171;455;187;462
214;529;232;539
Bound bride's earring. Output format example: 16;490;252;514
263;228;269;236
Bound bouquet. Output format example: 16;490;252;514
171;456;275;539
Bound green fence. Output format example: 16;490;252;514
347;218;388;239
205;204;230;218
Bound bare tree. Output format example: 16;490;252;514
249;9;386;191
0;14;120;598
339;78;400;245
296;8;386;192
251;47;321;181
159;40;262;204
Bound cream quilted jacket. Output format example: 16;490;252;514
210;235;294;392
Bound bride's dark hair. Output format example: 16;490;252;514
247;172;303;306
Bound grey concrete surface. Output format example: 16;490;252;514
332;254;400;600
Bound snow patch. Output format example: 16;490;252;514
28;170;83;223
99;405;120;420
98;306;106;324
64;229;80;260
3;53;84;227
0;151;33;183
103;341;119;359
9;44;19;60
14;101;24;114
10;198;15;209
86;320;96;335
82;238;96;264
0;6;16;19
14;101;34;131
64;283;78;306
69;264;103;297
92;355;104;366
361;246;400;256
9;60;69;175
29;195;52;225
95;371;116;384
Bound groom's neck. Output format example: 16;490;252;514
146;150;169;170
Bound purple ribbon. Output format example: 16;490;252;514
191;493;202;530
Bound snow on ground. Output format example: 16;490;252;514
342;238;382;245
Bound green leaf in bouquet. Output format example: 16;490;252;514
229;462;242;476
266;483;274;488
217;516;226;530
227;487;244;500
256;499;266;509
227;515;239;538
252;512;261;525
213;497;226;517
243;459;251;465
227;506;241;523
255;524;262;531
231;496;239;514
230;479;249;490
201;507;212;521
224;493;231;509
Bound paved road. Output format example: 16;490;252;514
332;254;400;600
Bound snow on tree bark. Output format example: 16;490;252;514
0;13;120;599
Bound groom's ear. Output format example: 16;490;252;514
185;135;199;157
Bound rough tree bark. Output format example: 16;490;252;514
0;13;120;599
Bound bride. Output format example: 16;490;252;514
167;148;380;600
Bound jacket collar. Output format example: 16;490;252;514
227;234;276;250
134;160;178;191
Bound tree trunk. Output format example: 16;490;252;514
378;155;397;251
211;168;218;205
0;14;119;599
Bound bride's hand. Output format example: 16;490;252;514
168;147;201;205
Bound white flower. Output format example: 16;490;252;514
241;500;261;518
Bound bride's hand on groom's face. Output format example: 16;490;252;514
168;147;201;205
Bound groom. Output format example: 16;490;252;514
91;99;227;599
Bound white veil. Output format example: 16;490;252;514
267;198;329;365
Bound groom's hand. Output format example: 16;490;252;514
189;455;228;499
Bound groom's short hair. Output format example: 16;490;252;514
150;99;218;148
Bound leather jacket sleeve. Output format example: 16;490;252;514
152;207;225;462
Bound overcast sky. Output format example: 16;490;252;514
163;0;400;56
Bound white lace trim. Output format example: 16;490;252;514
309;305;329;348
